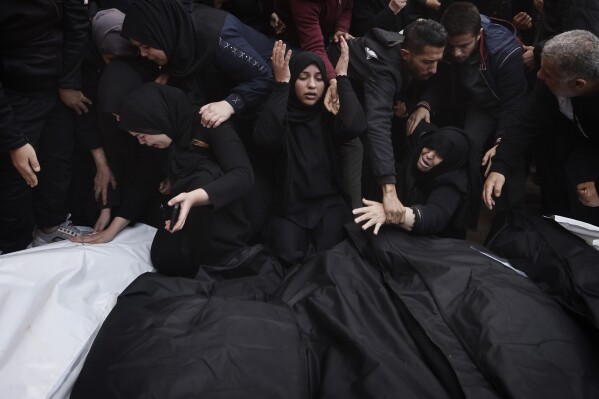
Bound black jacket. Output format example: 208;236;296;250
0;0;88;150
346;28;408;185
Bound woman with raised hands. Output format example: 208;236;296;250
254;38;366;265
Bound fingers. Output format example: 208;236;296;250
373;222;382;235
483;182;494;210
484;161;492;178
168;194;184;207
171;208;188;232
102;187;108;206
19;165;38;187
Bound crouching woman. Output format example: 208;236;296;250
119;83;253;276
354;125;480;239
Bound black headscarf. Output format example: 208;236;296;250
286;51;328;123
121;0;227;77
97;59;145;114
399;125;481;229
118;82;208;179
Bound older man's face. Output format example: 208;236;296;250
537;57;577;97
402;45;445;80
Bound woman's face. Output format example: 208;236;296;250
130;39;168;65
129;132;172;148
417;146;444;172
294;64;325;106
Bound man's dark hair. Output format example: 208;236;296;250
441;2;481;37
403;19;447;55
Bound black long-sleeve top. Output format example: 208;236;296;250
115;120;253;222
0;0;88;150
254;76;366;219
350;0;419;37
410;182;464;238
491;81;599;189
189;120;254;210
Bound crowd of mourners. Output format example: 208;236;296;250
1;0;598;277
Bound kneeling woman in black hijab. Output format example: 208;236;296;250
354;126;480;239
119;83;253;277
254;39;366;265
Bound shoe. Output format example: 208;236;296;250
32;217;85;247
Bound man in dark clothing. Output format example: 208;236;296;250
0;0;89;253
328;19;446;224
484;30;599;226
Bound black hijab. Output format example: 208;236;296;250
122;0;227;77
97;60;145;114
118;82;206;179
399;125;481;229
287;51;328;123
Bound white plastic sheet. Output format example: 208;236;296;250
548;215;599;250
0;224;156;398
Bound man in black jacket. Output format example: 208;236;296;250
328;19;446;224
0;0;89;253
484;30;599;225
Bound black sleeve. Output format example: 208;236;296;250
59;0;89;89
0;82;26;150
493;46;529;139
203;122;254;210
253;82;290;148
333;75;367;139
351;0;418;37
116;147;163;222
363;65;400;185
410;185;461;235
74;103;102;150
491;81;556;176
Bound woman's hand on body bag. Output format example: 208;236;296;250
71;216;129;244
199;100;235;128
165;188;211;233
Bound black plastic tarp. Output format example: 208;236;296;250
71;227;599;398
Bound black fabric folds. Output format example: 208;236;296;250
486;209;599;335
72;229;599;398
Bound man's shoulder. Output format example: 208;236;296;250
481;15;522;57
366;28;404;47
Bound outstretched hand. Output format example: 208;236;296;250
271;40;292;83
353;198;386;235
335;36;349;76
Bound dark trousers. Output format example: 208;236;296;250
0;90;74;253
